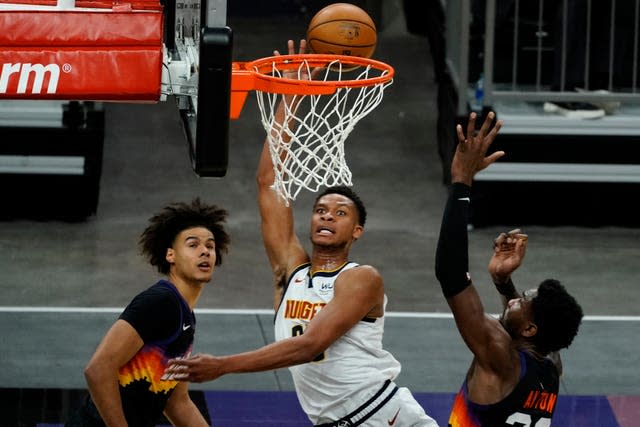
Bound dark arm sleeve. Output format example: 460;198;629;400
435;182;473;297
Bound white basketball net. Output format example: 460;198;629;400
254;58;393;204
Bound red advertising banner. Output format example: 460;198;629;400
0;0;162;11
0;6;164;101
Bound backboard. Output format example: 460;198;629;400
164;0;232;177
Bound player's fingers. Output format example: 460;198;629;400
515;237;528;254
299;38;307;54
161;365;187;381
485;151;505;166
466;112;476;143
493;119;503;135
310;66;324;79
455;124;463;142
478;111;494;137
494;232;507;248
505;229;520;243
283;39;293;55
507;228;528;241
171;359;192;371
485;119;503;145
169;372;189;381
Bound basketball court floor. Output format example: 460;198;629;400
1;3;639;426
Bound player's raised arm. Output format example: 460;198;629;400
438;114;584;423
435;112;510;366
256;40;313;308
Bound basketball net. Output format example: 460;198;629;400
252;57;393;204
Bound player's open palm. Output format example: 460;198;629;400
451;112;504;185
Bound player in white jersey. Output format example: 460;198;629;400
164;40;438;427
276;261;404;423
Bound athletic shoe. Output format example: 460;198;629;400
543;101;605;119
575;88;621;115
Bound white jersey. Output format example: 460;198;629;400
274;261;402;424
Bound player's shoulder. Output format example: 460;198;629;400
349;263;380;276
128;280;180;309
340;264;383;287
140;280;177;297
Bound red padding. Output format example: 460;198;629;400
0;9;164;101
0;11;163;46
0;0;162;11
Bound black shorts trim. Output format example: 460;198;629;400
315;379;399;427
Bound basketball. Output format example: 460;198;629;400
306;3;377;59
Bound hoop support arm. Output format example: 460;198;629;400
229;66;253;119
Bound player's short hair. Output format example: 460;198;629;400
315;185;367;226
530;279;583;354
139;198;230;274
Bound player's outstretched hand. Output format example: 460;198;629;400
488;228;528;284
274;39;323;81
162;353;223;383
273;38;307;57
451;111;504;186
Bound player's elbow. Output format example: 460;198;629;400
84;358;113;388
435;269;471;298
83;361;101;388
256;165;275;189
434;265;457;289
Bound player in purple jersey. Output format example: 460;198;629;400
435;112;583;426
66;199;229;427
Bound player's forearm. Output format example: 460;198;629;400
164;397;209;427
257;138;276;187
85;368;127;426
493;277;519;309
222;336;318;374
435;182;472;297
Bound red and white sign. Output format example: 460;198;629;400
0;3;164;101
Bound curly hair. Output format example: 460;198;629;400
315;185;367;227
139;198;230;274
530;279;583;354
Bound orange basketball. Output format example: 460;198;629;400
306;3;377;59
